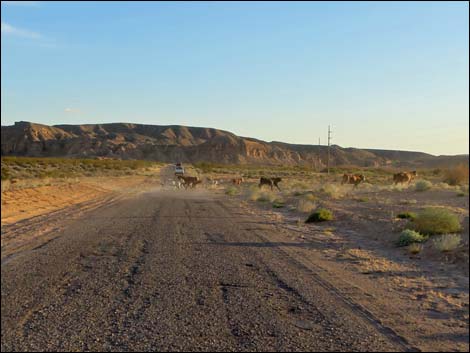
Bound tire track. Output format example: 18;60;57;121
214;199;418;352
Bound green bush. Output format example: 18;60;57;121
305;208;333;223
397;229;428;247
396;212;417;220
410;208;461;235
415;180;432;192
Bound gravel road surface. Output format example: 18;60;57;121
1;189;413;351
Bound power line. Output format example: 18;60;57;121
327;125;332;174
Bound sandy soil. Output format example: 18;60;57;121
1;176;160;226
220;182;469;351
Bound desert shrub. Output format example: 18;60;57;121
408;243;423;254
397;229;428;247
297;199;316;213
305;208;333;223
399;199;417;205
225;186;239;196
259;192;276;202
432;234;462;252
434;182;453;190
410;208;461;235
396;212;417;220
415;180;432;192
292;191;305;196
319;184;347;199
456;192;466;197
443;164;469;186
355;197;369;202
291;181;309;190
303;192;316;202
272;200;285;208
248;188;261;201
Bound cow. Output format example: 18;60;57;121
393;171;417;185
259;177;282;191
232;177;243;185
177;175;201;189
341;174;366;187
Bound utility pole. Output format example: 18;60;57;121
327;125;332;174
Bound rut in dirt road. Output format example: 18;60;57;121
2;189;410;352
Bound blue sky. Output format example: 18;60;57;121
1;1;468;155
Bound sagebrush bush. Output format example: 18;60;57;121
415;180;432;192
399;199;417;205
408;243;423;254
297;199;316;213
272;200;285;208
432;234;462;252
319;184;347;199
305;208;333;223
303;192;316;202
410;208;461;235
225;186;239;196
397;229;428;247
443;164;469;186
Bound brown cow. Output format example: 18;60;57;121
232;177;243;185
259;177;282;191
341;174;366;187
393;171;417;185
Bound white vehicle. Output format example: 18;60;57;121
174;163;185;175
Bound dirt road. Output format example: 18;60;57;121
1;188;416;351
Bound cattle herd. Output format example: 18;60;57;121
168;170;418;190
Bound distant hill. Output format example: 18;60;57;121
1;121;468;169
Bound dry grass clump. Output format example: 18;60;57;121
303;192;316;202
318;184;348;199
248;187;277;203
225;186;239;196
443;164;469;186
432;234;462;252
408;243;423;254
399;199;417;205
415;180;432;192
297;199;316;213
410;208;461;235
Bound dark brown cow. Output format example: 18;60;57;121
259;177;282;191
393;171;417;185
341;174;366;186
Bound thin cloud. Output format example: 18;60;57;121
1;1;40;6
64;108;80;113
1;22;42;39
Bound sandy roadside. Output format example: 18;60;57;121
1;175;161;226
